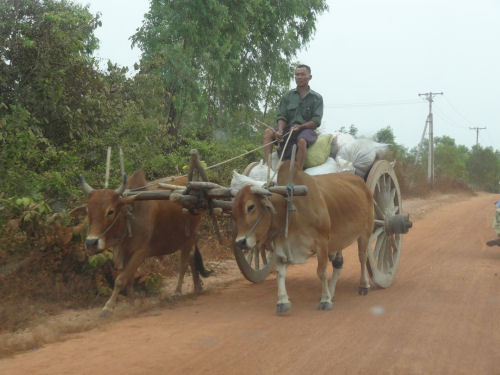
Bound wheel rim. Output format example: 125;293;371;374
366;161;403;288
233;243;276;283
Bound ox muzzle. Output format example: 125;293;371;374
235;236;250;249
234;210;266;250
85;237;100;250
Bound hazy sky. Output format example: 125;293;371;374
76;0;499;151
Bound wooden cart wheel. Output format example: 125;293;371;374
365;160;403;288
232;161;276;283
233;243;276;283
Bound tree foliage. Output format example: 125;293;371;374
433;136;467;181
132;0;328;132
466;146;500;192
0;0;103;144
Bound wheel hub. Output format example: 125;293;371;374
384;214;412;234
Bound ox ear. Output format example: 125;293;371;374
261;196;276;214
69;204;88;218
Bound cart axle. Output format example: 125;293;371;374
384;214;412;234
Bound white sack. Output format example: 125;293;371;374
337;138;388;178
230;170;268;190
335;156;355;173
248;160;277;184
305;157;340;176
330;132;356;158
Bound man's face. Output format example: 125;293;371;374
294;67;311;88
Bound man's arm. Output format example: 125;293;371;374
310;94;323;127
291;120;316;132
276;94;290;138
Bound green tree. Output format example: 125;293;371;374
375;126;395;145
0;0;104;144
466;146;500;192
338;124;358;137
131;0;328;133
433;136;467;181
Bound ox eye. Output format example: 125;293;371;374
107;209;115;216
247;204;255;213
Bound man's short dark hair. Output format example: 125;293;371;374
296;64;311;74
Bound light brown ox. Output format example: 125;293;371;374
80;170;211;316
232;161;374;314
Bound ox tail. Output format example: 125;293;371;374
194;246;213;278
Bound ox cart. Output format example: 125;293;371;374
125;147;412;290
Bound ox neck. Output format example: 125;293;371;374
265;194;288;242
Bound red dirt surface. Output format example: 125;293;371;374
1;192;499;374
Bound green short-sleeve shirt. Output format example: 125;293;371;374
276;88;323;127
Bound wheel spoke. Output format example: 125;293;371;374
379;175;386;193
261;247;268;265
389;234;398;255
254;249;260;269
390;187;396;204
374;200;384;219
246;248;254;266
370;227;384;254
376;235;386;270
384;235;394;271
374;219;385;227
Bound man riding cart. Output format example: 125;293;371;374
263;64;323;170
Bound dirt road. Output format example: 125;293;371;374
1;193;500;374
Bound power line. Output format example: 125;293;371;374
442;96;473;125
326;99;421;109
433;107;469;130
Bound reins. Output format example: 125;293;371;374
127;126;291;193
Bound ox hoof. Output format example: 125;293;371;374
358;287;369;296
172;293;181;300
194;284;204;294
200;269;214;278
99;308;113;318
276;302;292;315
317;301;333;311
486;238;500;247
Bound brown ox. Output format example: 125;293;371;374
232;161;374;314
80;170;211;316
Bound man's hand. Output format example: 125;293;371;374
275;128;284;140
291;124;302;133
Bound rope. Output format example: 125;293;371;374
205;129;292;172
267;130;294;185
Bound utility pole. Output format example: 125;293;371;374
418;91;443;185
469;127;486;147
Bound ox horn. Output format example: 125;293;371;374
79;175;94;195
115;174;128;195
250;186;271;196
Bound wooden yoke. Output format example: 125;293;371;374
187;149;224;243
124;148;308;243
